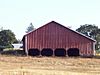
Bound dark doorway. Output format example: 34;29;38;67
28;48;40;56
67;48;80;56
41;48;53;56
54;48;66;56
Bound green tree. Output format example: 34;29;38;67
0;30;17;48
0;27;3;31
76;24;100;50
26;23;35;33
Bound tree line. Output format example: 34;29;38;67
0;23;100;51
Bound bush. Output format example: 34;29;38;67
96;50;100;54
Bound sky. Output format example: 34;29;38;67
0;0;100;40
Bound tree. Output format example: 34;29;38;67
76;24;100;50
26;23;35;33
14;39;22;43
0;27;3;31
0;30;17;48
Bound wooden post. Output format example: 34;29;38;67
25;36;28;56
93;42;96;56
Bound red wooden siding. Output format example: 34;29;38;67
23;21;95;56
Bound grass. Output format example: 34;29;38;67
0;55;100;75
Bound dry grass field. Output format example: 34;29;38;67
0;55;100;75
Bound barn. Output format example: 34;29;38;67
22;21;96;57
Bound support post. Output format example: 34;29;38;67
93;42;96;56
25;36;28;56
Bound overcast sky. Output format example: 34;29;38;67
0;0;100;39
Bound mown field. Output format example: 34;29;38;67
0;55;100;75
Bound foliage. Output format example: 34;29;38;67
0;27;3;31
13;39;22;43
76;24;100;50
0;30;17;48
26;23;35;33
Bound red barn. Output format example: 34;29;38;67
22;21;96;57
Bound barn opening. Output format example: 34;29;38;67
41;48;53;56
54;48;66;56
28;48;40;56
67;48;80;56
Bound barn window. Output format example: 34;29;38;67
41;48;53;56
67;48;80;56
28;48;40;56
54;48;66;56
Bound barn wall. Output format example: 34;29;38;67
24;22;95;56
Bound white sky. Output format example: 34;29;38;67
0;0;100;39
